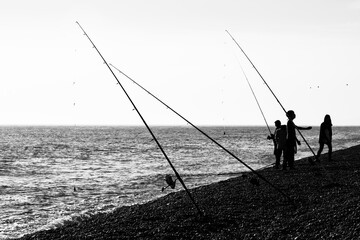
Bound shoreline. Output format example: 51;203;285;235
18;145;360;239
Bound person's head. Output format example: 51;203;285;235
274;120;281;128
286;110;296;120
324;114;332;125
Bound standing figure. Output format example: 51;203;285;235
316;114;333;162
268;120;287;169
284;110;312;170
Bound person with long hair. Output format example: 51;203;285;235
316;114;333;162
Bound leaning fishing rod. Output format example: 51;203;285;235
110;63;294;205
226;30;286;113
76;22;203;216
238;64;272;136
225;30;317;158
238;63;277;151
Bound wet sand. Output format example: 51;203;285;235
19;145;360;239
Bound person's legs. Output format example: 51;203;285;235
316;143;324;162
288;150;295;169
283;142;293;170
287;144;295;169
275;149;281;168
328;143;332;161
283;149;288;170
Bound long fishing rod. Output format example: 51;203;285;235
225;30;317;158
109;63;294;204
226;30;286;113
75;22;203;216
239;64;272;135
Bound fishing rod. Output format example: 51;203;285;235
109;63;294;204
238;63;277;151
225;30;317;158
75;22;203;216
226;30;286;113
238;64;272;135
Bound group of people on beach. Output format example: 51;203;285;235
268;110;332;170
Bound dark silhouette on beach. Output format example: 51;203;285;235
268;120;287;169
316;114;333;162
284;110;312;170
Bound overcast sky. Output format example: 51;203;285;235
0;0;359;126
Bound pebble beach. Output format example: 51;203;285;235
18;145;360;240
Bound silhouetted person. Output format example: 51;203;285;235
284;110;312;170
268;120;286;169
316;114;333;162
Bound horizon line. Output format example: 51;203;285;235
0;124;359;127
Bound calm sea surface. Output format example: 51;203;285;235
1;126;360;239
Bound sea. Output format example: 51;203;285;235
1;126;360;239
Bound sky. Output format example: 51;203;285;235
0;0;359;126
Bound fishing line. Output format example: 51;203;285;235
76;22;203;216
109;63;294;204
225;30;317;159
